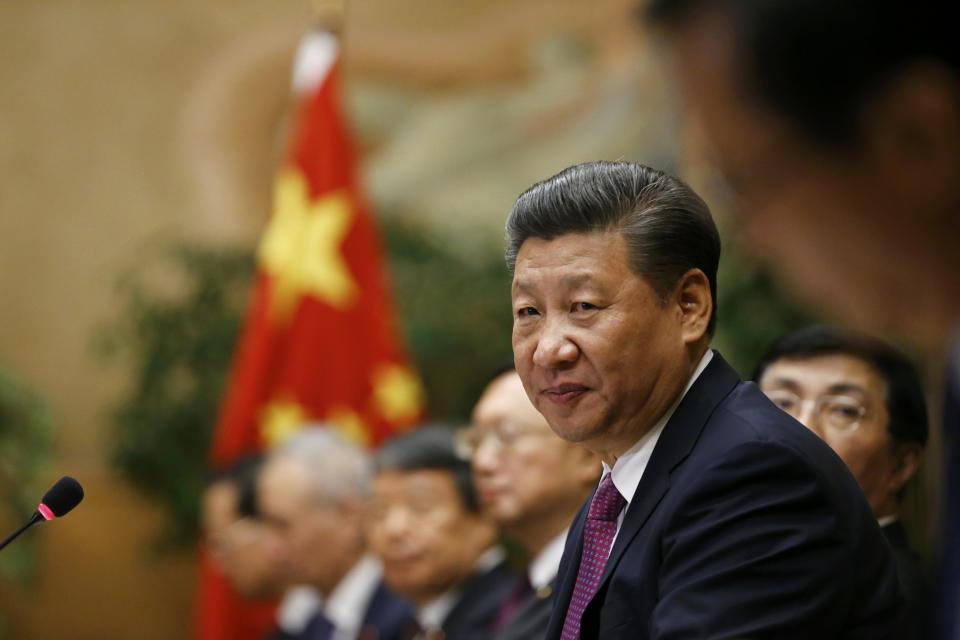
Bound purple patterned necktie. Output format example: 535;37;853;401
561;473;626;640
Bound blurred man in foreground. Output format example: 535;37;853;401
368;425;517;639
259;428;414;640
461;367;599;639
644;3;959;635
507;160;901;639
755;325;929;638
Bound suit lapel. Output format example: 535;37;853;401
597;352;741;589
545;500;588;639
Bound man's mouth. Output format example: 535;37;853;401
543;383;589;405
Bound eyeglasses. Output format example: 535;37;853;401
455;422;548;458
763;390;868;434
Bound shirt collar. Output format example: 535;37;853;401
325;555;383;636
602;350;714;505
877;514;899;528
528;529;567;589
276;585;322;634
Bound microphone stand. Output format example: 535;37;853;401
0;512;43;552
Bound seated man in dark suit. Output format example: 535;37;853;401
368;425;518;639
460;366;599;639
259;427;415;640
754;325;929;639
505;161;903;639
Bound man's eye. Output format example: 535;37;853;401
572;302;596;312
516;307;539;318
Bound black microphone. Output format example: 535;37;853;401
0;476;84;551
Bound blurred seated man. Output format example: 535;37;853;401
259;427;415;640
200;456;285;640
754;325;928;638
204;455;286;600
368;425;518;639
461;367;599;639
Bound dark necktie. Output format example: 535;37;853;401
560;474;626;640
304;610;335;640
492;574;534;631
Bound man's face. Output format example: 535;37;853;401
470;371;597;531
367;469;495;604
258;459;354;592
511;231;690;460
202;481;285;598
758;354;902;515
666;8;944;344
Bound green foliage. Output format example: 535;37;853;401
383;219;514;422
0;367;56;581
97;244;255;546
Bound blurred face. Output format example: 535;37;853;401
667;8;957;347
202;481;285;598
511;231;693;462
259;459;361;593
759;354;905;516
470;372;597;534
367;469;496;605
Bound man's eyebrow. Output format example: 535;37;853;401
512;272;596;293
824;383;868;398
761;377;801;392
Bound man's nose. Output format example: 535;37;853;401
472;435;500;474
532;317;578;369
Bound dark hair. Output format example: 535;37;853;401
505;161;721;336
753;325;929;448
207;454;264;519
646;0;960;149
375;425;479;512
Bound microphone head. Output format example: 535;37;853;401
38;476;84;520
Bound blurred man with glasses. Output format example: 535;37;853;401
754;325;929;639
458;366;599;639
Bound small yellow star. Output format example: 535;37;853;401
372;365;424;425
258;169;358;321
259;399;309;448
325;407;371;447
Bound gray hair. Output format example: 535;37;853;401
505;161;721;336
270;426;372;503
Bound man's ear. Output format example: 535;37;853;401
675;268;712;344
862;63;960;219
888;442;924;496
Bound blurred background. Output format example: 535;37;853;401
0;0;929;638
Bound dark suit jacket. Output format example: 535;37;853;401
440;560;519;640
545;352;903;640
494;579;556;640
881;521;927;640
280;581;415;640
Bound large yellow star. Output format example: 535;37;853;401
258;169;358;321
259;399;309;449
325;407;371;447
372;364;424;426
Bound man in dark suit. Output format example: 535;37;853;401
505;161;902;639
461;367;599;639
368;425;518;639
754;325;930;639
259;427;415;640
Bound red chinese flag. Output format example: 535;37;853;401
194;29;424;640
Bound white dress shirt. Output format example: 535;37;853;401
325;555;385;640
602;350;714;544
528;529;568;591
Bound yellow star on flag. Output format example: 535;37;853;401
326;407;371;447
258;169;358;321
260;399;310;448
372;364;424;425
